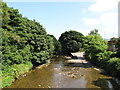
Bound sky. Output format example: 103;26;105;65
4;0;119;39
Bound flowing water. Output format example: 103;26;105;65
7;56;120;89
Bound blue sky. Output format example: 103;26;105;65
5;0;118;39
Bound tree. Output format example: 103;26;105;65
89;29;98;35
2;2;55;67
48;34;62;55
59;30;84;55
1;2;55;88
84;30;108;64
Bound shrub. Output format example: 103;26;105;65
106;58;120;78
96;51;115;68
2;76;14;88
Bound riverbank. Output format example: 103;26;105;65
65;52;120;86
3;57;56;88
2;61;33;88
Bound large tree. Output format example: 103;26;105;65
84;30;108;64
2;2;55;66
59;30;84;55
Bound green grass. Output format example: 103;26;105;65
2;61;33;88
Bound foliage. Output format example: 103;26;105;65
48;34;62;55
2;30;32;66
88;29;98;35
95;51;115;67
84;32;108;63
116;37;120;58
2;76;13;88
2;2;55;65
2;2;55;87
59;30;84;54
106;58;120;78
2;61;33;88
84;30;120;78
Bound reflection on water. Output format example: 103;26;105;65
7;56;120;89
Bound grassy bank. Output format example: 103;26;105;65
1;61;33;88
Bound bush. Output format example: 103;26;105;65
106;58;120;78
2;76;14;88
95;51;115;68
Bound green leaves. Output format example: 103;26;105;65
116;37;120;57
84;30;120;78
2;2;55;88
48;34;62;55
59;30;84;54
2;62;33;88
2;2;55;66
84;30;108;64
106;58;120;77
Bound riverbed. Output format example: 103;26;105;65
7;56;120;89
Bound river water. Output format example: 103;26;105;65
7;56;120;89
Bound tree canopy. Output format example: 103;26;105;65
48;34;62;55
1;2;56;87
84;30;108;64
59;30;84;54
2;2;55;67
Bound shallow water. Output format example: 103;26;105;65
7;56;120;89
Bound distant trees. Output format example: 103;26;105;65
48;34;62;55
59;30;84;55
88;29;98;35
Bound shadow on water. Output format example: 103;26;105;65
99;71;112;78
72;55;85;59
64;62;92;68
92;78;120;90
64;57;93;68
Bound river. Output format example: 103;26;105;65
7;56;120;89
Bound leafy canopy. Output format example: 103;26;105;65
59;30;84;54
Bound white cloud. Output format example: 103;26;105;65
82;18;100;26
100;12;118;24
88;0;118;12
82;0;119;38
82;12;118;38
83;12;118;26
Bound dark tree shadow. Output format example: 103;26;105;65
92;78;120;90
64;61;93;68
